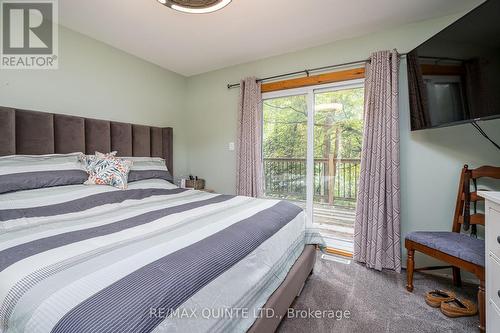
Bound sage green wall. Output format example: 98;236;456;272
0;25;189;175
184;14;500;270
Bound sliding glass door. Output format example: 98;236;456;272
262;80;364;250
312;86;364;251
262;94;308;205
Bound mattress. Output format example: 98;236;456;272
0;179;319;333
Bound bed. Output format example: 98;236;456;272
0;107;319;333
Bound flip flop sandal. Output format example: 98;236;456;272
440;298;478;317
424;290;456;308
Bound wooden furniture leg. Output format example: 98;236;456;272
478;279;485;333
452;266;462;287
406;249;415;292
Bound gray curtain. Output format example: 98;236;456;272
354;50;401;273
236;77;263;197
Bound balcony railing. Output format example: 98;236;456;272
263;157;361;207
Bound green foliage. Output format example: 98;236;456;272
263;88;364;159
263;95;308;158
262;88;364;205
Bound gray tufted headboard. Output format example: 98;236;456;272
0;106;173;175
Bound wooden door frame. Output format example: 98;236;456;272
261;67;365;93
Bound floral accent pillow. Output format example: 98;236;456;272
79;151;116;171
79;152;133;190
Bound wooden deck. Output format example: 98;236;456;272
262;157;359;248
314;205;355;239
285;200;355;245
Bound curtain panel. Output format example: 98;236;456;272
236;77;263;197
354;50;401;272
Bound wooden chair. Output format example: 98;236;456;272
405;165;500;333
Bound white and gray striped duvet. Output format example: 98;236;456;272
0;179;318;333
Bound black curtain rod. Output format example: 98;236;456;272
226;53;407;89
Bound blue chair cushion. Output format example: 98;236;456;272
406;231;485;267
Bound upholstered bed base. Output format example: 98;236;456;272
248;245;316;333
0;106;173;174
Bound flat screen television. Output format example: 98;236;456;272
407;0;500;131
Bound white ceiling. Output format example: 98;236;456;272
59;0;483;76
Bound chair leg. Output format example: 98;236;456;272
478;279;485;333
452;266;462;288
406;249;415;292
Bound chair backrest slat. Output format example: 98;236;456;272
471;166;500;180
461;191;484;202
452;165;500;233
458;214;485;226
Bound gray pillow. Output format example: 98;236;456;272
0;153;88;194
124;157;173;183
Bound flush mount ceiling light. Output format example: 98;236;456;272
157;0;232;14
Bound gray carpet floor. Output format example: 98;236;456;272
277;253;479;333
